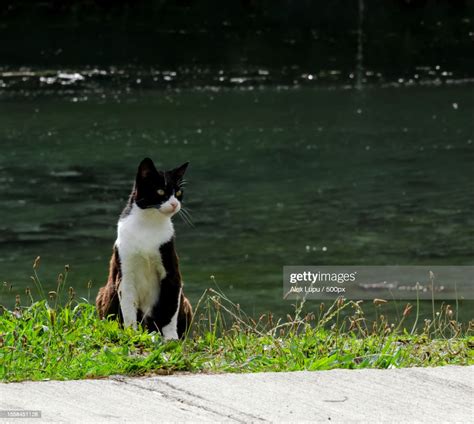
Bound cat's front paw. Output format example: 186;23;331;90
124;321;138;331
163;335;179;342
161;327;179;341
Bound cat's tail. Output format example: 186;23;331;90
177;294;193;338
96;284;121;321
95;286;107;319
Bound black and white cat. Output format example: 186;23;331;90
96;158;193;340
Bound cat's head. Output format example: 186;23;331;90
134;157;189;217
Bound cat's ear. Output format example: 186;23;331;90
171;162;189;181
137;157;157;180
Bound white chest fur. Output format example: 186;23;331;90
116;204;174;320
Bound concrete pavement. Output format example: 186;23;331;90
0;366;472;423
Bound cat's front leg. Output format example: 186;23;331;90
150;278;182;341
161;287;181;341
119;278;138;330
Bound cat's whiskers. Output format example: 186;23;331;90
180;206;193;219
178;212;193;228
178;207;194;227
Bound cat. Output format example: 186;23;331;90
96;157;193;340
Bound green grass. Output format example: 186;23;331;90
0;262;473;382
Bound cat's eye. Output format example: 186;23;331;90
157;189;165;196
176;190;182;197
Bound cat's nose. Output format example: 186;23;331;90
170;200;178;210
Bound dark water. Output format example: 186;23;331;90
0;80;473;323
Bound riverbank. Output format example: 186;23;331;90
1;285;472;382
1;366;472;423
